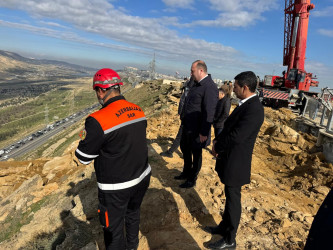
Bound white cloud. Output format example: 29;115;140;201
191;10;260;27
318;29;333;38
208;0;274;12
39;21;69;29
306;61;333;89
0;0;280;52
0;19;159;56
162;0;194;9
312;6;333;17
174;0;279;28
203;0;278;27
0;20;73;39
5;0;327;85
0;0;238;63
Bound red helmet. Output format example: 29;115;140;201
93;68;123;90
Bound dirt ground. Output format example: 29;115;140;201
140;103;332;249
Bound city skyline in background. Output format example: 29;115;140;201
0;0;332;89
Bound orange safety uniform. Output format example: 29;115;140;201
76;95;151;249
75;95;151;191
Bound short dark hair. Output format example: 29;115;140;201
219;84;232;97
193;60;207;73
218;86;227;94
234;71;257;93
109;85;121;95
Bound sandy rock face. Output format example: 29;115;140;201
0;83;332;249
0;160;48;199
266;124;309;154
42;154;75;182
0;174;43;218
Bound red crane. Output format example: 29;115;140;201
260;0;319;108
283;0;318;91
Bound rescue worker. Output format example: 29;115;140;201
75;68;151;250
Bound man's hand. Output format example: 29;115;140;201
199;134;207;143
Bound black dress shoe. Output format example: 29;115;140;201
160;150;173;158
203;225;223;235
208;238;236;249
174;173;188;180
179;180;195;188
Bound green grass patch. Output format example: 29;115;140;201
0;196;50;243
0;86;96;148
124;79;168;112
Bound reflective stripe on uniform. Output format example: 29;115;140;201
97;164;151;190
75;148;99;159
78;159;92;165
104;117;147;134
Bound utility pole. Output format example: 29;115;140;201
44;104;49;125
69;90;74;115
148;52;156;80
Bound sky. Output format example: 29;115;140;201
0;0;332;89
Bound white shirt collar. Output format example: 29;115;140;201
198;74;208;83
239;94;256;106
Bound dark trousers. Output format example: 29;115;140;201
214;127;223;138
98;174;151;250
168;125;183;153
218;185;242;244
305;188;333;250
180;130;202;182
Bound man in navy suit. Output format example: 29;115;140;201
176;60;218;188
206;71;264;249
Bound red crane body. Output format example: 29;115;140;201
283;0;318;91
260;0;319;108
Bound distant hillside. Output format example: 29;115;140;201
0;50;96;83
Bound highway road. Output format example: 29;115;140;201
0;103;99;161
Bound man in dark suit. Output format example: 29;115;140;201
206;71;264;249
175;60;218;188
160;77;194;158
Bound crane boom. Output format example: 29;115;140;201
260;0;319;109
283;0;318;90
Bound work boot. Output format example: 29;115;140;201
160;150;173;158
